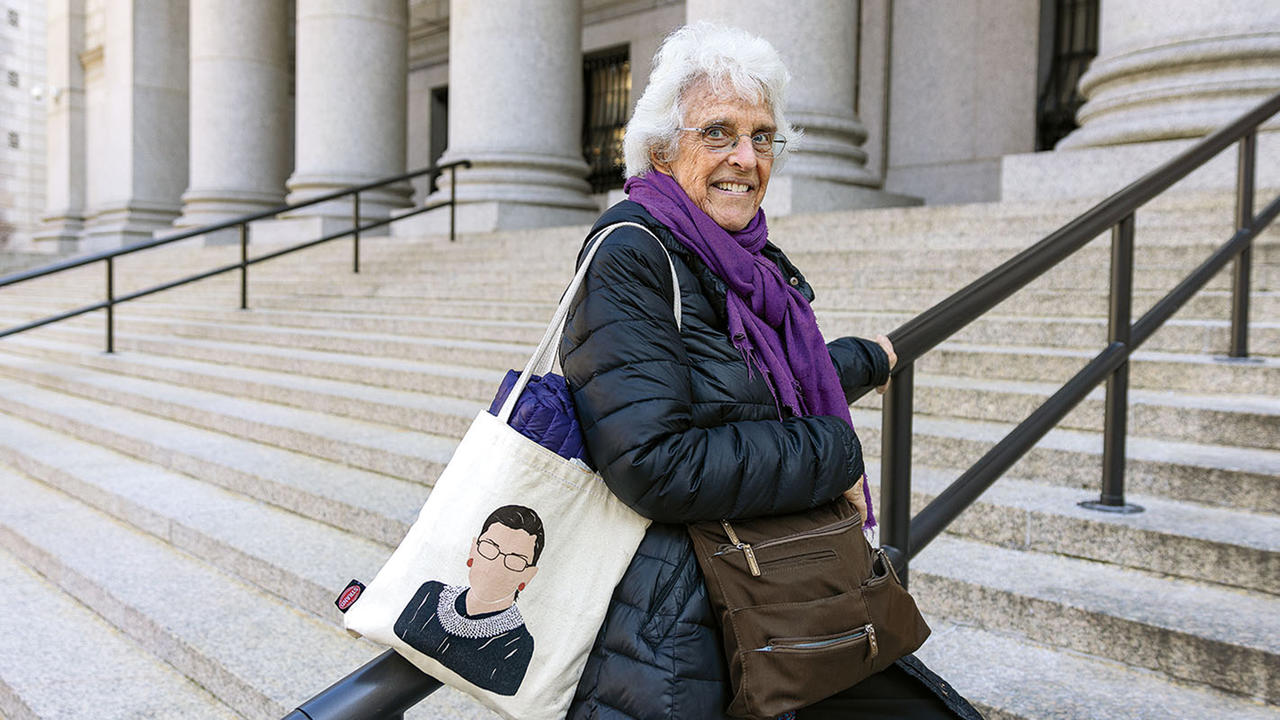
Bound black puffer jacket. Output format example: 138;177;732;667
561;201;890;720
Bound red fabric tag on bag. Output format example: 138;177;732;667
335;580;365;612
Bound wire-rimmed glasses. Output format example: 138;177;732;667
678;124;787;157
476;538;534;572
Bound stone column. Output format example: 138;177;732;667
426;0;597;233
685;0;915;214
175;0;290;235
1059;0;1280;149
81;0;189;250
36;0;86;250
282;0;410;233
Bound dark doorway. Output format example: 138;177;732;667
429;86;449;193
582;46;630;193
1036;0;1099;150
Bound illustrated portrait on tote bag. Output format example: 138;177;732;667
394;505;545;696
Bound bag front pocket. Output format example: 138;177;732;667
724;591;874;719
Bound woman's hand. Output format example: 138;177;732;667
842;478;868;526
874;334;897;394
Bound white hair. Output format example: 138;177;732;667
623;21;799;178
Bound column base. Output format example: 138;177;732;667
34;215;86;253
284;175;414;221
81;202;181;252
1000;130;1280;202
176;188;288;228
250;215;382;248
760;175;921;217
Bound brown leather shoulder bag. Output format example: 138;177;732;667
687;499;931;720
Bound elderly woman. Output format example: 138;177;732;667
560;22;981;720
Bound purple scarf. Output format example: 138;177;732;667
625;171;875;528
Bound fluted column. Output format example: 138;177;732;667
176;0;290;232
1059;0;1280;149
284;0;410;223
685;0;913;214
429;0;597;233
37;0;86;250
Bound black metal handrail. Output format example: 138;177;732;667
284;96;1280;719
0;160;471;352
876;90;1280;583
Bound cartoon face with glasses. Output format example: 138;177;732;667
395;505;545;696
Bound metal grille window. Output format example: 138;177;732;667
582;47;630;194
1036;0;1098;150
7;132;18;149
6;71;17;88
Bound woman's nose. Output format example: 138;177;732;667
726;138;757;169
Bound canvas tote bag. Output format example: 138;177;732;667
343;223;679;720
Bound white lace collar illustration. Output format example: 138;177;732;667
436;583;526;639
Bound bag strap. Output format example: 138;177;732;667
497;222;680;422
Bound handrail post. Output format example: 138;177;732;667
1082;214;1143;514
239;223;249;310
353;191;361;274
105;257;115;353
880;361;915;586
1230;131;1255;357
449;167;458;243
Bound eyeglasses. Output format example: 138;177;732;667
476;538;534;572
678;124;787;157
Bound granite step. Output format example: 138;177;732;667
4;326;506;400
917;342;1280;394
880;462;1280;594
852;374;1280;451
0;335;486;435
5;328;1275;465
853;408;1280;512
0;377;427;546
9;295;1278;356
0;470;380;719
0;353;457;482
909;536;1279;703
914;621;1279;720
0;546;241;720
19;314;1280;398
0;413;395;621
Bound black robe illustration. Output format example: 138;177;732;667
394;580;535;696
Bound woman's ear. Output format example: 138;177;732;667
649;149;671;175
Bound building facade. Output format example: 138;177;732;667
0;0;46;248
6;0;1280;252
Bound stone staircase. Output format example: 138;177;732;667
0;191;1275;719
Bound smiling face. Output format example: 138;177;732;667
652;82;776;232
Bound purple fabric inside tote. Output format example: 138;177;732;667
488;369;590;465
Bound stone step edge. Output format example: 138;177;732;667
886;461;1278;595
12;331;1277;450
0;547;241;720
915;620;1279;719
0;427;386;625
0;353;456;483
910;536;1278;702
0;382;418;547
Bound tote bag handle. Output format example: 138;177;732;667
497;222;680;423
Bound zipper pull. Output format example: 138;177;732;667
865;623;878;660
742;544;761;577
720;520;740;545
720;520;761;577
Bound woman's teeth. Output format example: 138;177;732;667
714;182;750;193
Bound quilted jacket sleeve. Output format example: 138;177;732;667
827;336;892;403
560;227;862;524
